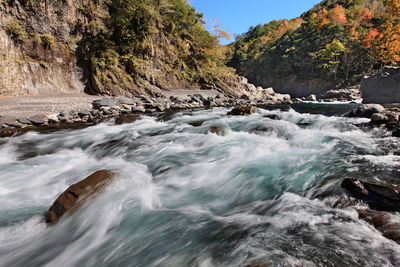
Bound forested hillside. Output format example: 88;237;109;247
1;0;239;96
229;0;400;96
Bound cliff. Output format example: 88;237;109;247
0;0;247;97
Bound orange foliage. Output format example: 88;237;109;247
377;20;400;64
329;4;347;25
349;26;359;40
361;8;372;22
362;28;379;49
315;8;330;29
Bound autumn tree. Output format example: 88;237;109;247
361;8;372;23
329;4;347;25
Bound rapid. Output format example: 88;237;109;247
0;105;400;266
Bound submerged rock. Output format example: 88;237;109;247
358;209;400;244
227;105;256;116
44;170;114;225
341;178;400;212
115;114;138;125
264;114;280;120
209;126;226;136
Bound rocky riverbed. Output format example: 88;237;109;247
0;86;293;137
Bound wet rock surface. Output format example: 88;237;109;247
341;178;400;212
45;170;114;225
227;105;257;116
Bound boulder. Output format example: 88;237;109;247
264;87;275;95
29;114;48;125
362;66;400;104
239;76;248;84
370;113;388;124
45;170;114;225
306;94;317;101
92;98;119;109
227;105;257;116
115;114;138;125
264;114;280;120
209;126;226;136
347;104;385;118
357;209;400;244
341;178;400;212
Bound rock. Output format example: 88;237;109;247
5;121;25;128
44;170;114;225
264;114;280;120
189;121;204;127
17;118;32;125
227;105;257;116
264;87;275;95
29;114;48;125
209;126;226;136
78;110;91;118
370;113;388;124
115;96;136;105
0;116;17;127
92;98;119;109
239;76;248;84
362;66;400;104
240;94;250;100
357;209;400;244
341;178;400;212
306;94;317;101
0;127;19;138
131;106;146;113
115;114;138;125
347;104;385;118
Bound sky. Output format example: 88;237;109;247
190;0;322;44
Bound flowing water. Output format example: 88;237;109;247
1;106;400;266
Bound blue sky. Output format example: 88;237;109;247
190;0;322;43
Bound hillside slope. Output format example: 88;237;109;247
229;0;400;97
0;0;244;97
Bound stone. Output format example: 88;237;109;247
306;94;317;101
239;76;248;84
78;110;91;118
115;114;138;125
370;113;388;124
362;66;400;104
188;121;205;127
227;105;257;116
115;96;136;105
44;170;114;225
92;98;119;109
341;178;400;212
17;118;32;125
240;94;250;100
29;114;48;125
121;104;132;110
0;127;19;138
5;121;25;128
357;209;400;244
209;126;226;136
347;104;385;118
264;114;280;120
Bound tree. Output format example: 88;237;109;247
329;4;347;25
319;39;346;79
361;8;372;22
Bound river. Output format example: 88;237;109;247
0;104;399;266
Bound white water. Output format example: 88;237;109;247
0;107;399;266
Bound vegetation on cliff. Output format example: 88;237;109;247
229;0;400;89
77;0;236;95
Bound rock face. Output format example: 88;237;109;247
341;178;400;212
362;67;400;104
45;170;114;225
227;105;257;116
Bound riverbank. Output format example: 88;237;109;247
0;90;293;137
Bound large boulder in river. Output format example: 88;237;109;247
341;178;400;212
362;66;400;104
347;104;385;118
45;170;114;225
227;105;257;116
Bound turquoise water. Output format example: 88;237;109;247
0;106;399;266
